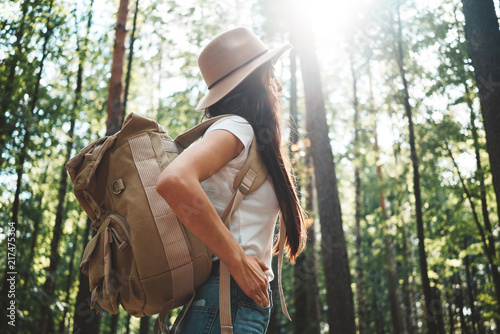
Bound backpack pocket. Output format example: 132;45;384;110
80;214;132;314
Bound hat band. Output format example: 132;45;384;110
208;49;269;90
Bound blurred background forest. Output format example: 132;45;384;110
1;0;500;333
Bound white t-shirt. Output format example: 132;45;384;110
201;116;280;281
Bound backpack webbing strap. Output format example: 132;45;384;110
153;293;196;334
218;169;258;333
175;114;233;149
278;219;291;321
129;134;194;308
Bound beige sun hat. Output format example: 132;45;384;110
195;27;292;111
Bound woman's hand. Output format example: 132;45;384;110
227;255;270;308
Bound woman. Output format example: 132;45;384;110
156;27;306;333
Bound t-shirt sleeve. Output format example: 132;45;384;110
204;116;254;166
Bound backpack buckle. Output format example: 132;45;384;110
238;183;250;195
112;179;125;194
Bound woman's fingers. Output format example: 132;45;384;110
256;257;269;271
250;257;269;307
229;256;270;307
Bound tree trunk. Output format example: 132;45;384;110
456;5;500;317
388;85;419;334
39;117;76;334
123;0;139;115
268;256;281;334
106;0;129;136
454;273;469;334
371;283;385;334
432;285;447;332
22;168;48;292
125;313;132;334
73;218;102;334
447;301;455;334
465;84;500;310
463;243;479;334
293;8;356;333
58;222;80;334
287;45;321;334
103;2;130;328
394;3;444;332
445;141;500;307
368;57;409;334
374;105;406;334
139;316;150;334
110;313;119;334
350;52;366;334
461;0;500;230
400;221;418;334
294;157;321;334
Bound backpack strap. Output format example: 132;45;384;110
218;169;291;332
277;219;291;321
219;169;258;334
174;114;233;149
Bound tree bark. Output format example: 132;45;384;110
268;256;281;334
73;218;102;334
110;313;119;334
282;49;319;334
373;95;406;334
139;316;150;334
400;223;419;334
463;243;479;334
447;301;455;334
21;168;48;293
453;273;469;334
106;0;129;136
69;3;101;332
294;157;321;334
39;117;77;334
123;0;139;116
350;52;366;334
461;0;500;230
394;3;444;332
368;56;408;334
58;222;80;334
388;81;418;334
445;142;500;309
293;9;356;333
455;7;500;315
125;313;132;334
287;45;321;334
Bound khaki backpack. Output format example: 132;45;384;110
66;113;289;334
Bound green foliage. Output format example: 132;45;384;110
1;0;499;332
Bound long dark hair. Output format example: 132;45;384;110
204;61;306;262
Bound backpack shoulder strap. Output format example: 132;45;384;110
233;137;267;194
175;115;269;194
174;114;231;148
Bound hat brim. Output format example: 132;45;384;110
195;44;292;111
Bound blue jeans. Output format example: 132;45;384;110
170;268;272;334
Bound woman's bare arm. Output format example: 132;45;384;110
156;129;270;307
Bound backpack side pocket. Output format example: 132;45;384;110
80;214;133;314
